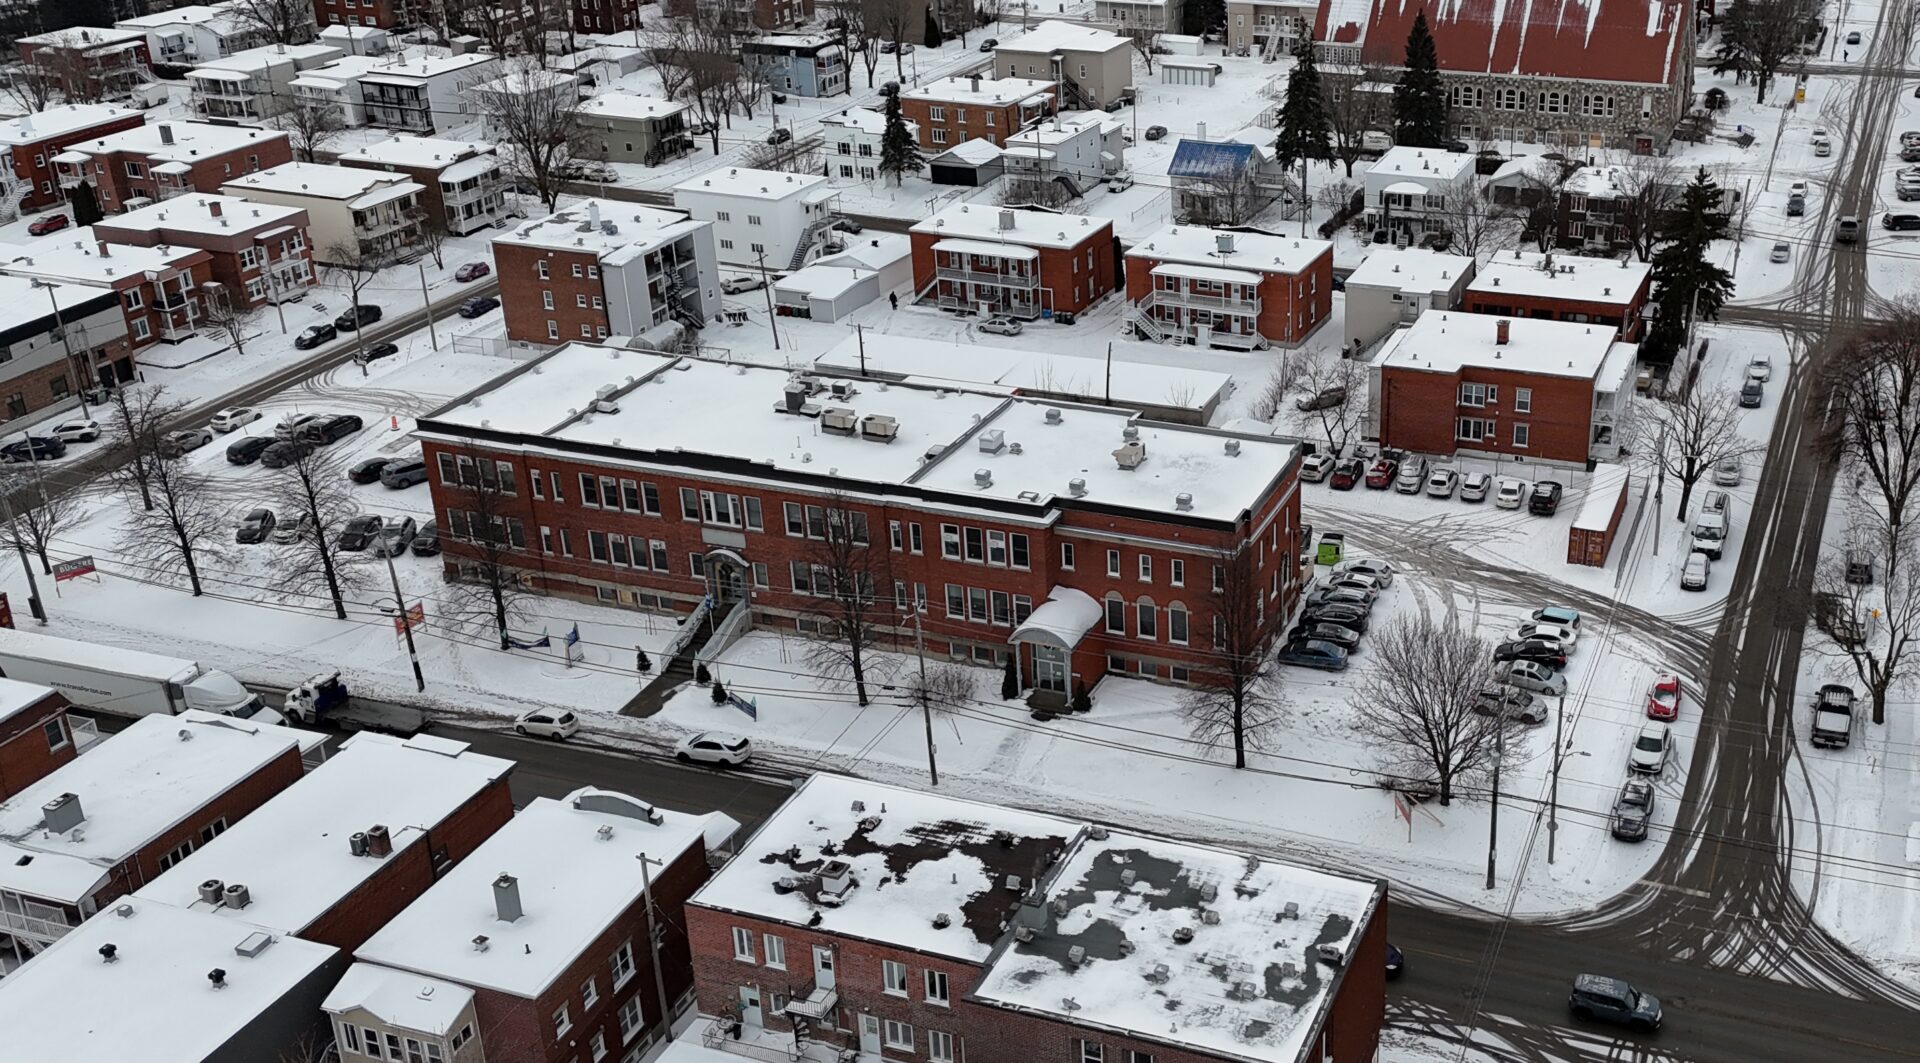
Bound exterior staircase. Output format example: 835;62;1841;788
786;217;838;271
1125;305;1169;343
663;267;706;330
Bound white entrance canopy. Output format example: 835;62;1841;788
1008;586;1102;651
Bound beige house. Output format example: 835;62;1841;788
992;20;1133;111
1225;0;1318;58
1341;246;1474;357
223;161;423;263
324;964;486;1063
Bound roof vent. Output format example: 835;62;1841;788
349;832;369;857
99;943;118;963
222;883;251;909
178;729;192;741
1122;425;1140;441
597;824;614;841
114;904;134;919
1229;981;1257;1001
1112;441;1146;470
1224;439;1241;456
472;935;490;952
198;879;225;905
1216;232;1234;255
1004;874;1023;892
1175;492;1193;511
1014;924;1038;942
1089;824;1108;840
1281;900;1300;920
1201;909;1221;925
1316;943;1347;966
208;968;227;990
1172;926;1195;944
365;825;393;858
1045;408;1064;425
1067;945;1087;966
1145;963;1170;983
932;912;952;929
979;428;1006;453
1069;477;1088;497
818;859;856;905
998;209;1016;231
974;468;993;488
494;872;523;923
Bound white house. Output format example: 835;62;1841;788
1341;246;1475;357
470;67;578;142
290;53;387;128
114;3;278;65
671;166;840;271
186;42;343;121
820;107;911;183
317;24;390;56
1093;0;1183;32
772;233;911;321
357;50;499;135
1362;145;1475;242
223;161;423;262
1003;109;1125;193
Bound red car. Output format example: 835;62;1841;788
26;214;69;236
1646;673;1682;720
1365;458;1399;489
454;261;490;282
1329;457;1363;490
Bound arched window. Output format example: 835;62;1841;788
1168;602;1189;645
1136;596;1158;640
1104;592;1126;635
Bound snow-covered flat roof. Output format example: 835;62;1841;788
577;92;688;122
972;830;1383;1063
0;675;57;725
775;262;874;301
1377;310;1621;380
117;5;230;28
1468;249;1650;307
71;120;287;163
1562;164;1640;199
357;787;738;998
1597;341;1637;394
1343;246;1471;295
223;160;422;205
495;199;708;262
1573;463;1630;532
358;50;498;82
338;135;492;172
17;26;148;48
0;711;320;904
132;732;513;936
324;963;475;1035
912;203;1112;251
470;67;576;95
693;774;1081;963
673;166;833;203
0;103;141;147
903;75;1057;107
0;898;338;1061
1366;146;1473;186
93;193;306;236
814;232;910;272
0;227;206;286
192;41;341;72
1129;224;1330;277
997;19;1129;54
1006;111;1108;147
820;106;889;136
0;274;116;332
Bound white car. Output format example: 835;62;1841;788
162;428;213;455
1769;242;1790;264
1424;467;1459;498
211;406;263;433
48;419;100;443
1713;458;1742;486
1106;171;1135;192
1494;479;1527;509
1681;551;1710;591
1299;452;1335;482
514;709;579;739
1746;355;1772;382
1460;472;1492;502
720;275;767;294
1628;722;1673;774
274;412;323;440
1514;620;1577;651
1333;558;1396;586
675;731;753;766
979;316;1024;336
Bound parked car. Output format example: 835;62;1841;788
978;36;998;51
1332;558;1395;586
1386;943;1404;980
1646;673;1682;720
1528;481;1564;515
675;731;753;765
1884;211;1920;231
1105;171;1134;192
1814;136;1831;157
269;511;312;544
258;439;314;469
298;414;363;445
1144;125;1168;140
235;507;276;544
1712;457;1742;486
348;457;394;484
1747;354;1772;382
1393;456;1428;494
1514;620;1578;650
1474;686;1546;724
1276;638;1349;671
26;214;70;236
226;435;275;464
361;341;400;362
1786;193;1805;217
1769;241;1790;263
1329;457;1364;490
979;316;1024;336
1305;586;1374;612
1610;781;1656;842
1365;457;1399;489
1496;659;1567;696
334;304;382;331
1460;472;1491;502
373;516;417;557
294;323;337;349
409;520;440;556
211;406;262;433
1495;479;1526;509
458;296;500;318
515;709;580;739
454;261;490;282
1424;467;1459;498
161;428;213;456
274;412;323;440
1846;547;1874;584
1299;453;1335;482
48;419;99;444
1313;574;1380;602
1288;622;1361;652
1296;386;1346;412
1628;722;1674;775
1530;606;1581;631
379;458;428;488
721;275;767;294
1569;974;1662;1032
1301;603;1369;635
1681;550;1711;590
1494;639;1568;669
1739;379;1764;407
1847;29;1862;43
336;514;383;552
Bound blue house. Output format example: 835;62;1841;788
1167;137;1293;226
742;34;849;98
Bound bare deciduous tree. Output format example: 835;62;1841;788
1;61;62;113
1323;66;1387;178
1356;614;1517;805
872;0;918;79
1826;307;1920;539
224;0;316;45
1294;354;1366;454
473;63;591;212
1513;156;1577;252
1248;354;1307;423
105;384;167;512
1714;0;1821;102
1122;27;1156;74
655;23;745;155
322;242;390;368
443;0;519;58
441;449;534;650
0;467;77;574
799;496;893;707
274;97;346;163
1632;384;1762;524
272;446;370;619
1433;172;1516;258
111;426;225;597
200;284;257;356
1809;511;1920;726
1181;546;1286;768
827;0;883;88
1613;154;1682;263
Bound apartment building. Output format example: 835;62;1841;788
115;3;285;65
358;51;500;135
339;787;741;1063
577;94;695;167
1372;310;1636;466
413;344;1303;694
14;27;155;105
0;104;145;215
741;33;849;98
316;0;418;29
899;75;1058;151
0;237;217;349
54;120;291;213
223;161;423;263
1003;110;1125;193
0;710;319;966
471;67;578;142
1094;0;1182;32
661;0;814;31
573;0;647;34
185;42;344;121
133;731;515;953
821;108;905;183
338;136;509;236
1123;224;1333;349
1464;250;1652;342
290;52;390;127
93;194;316;309
0;274;132;410
671;166;839;271
685;774;1389;1063
991;20;1132;110
1362;146;1475;243
1225;0;1318;58
492;199;719;346
0;680;81;802
909;203;1117;320
1341;246;1474;356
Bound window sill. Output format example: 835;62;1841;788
883;989;909;999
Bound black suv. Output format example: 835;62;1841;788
1568;974;1662;1032
1884;212;1920;232
298;414;364;444
1528;480;1564;516
337;515;383;552
1;436;66;462
335;304;382;331
227;436;275;465
1493;638;1567;669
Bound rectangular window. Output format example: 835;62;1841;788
1107;549;1121;577
745;497;763;531
1513;423;1530;447
589;531;610;563
639;482;659;514
157;839;194;870
1011;533;1029;569
1169;606;1189;644
363;1028;382;1058
929;1030;955;1062
941;523;962;559
792;561;815;595
909;522;924;553
884;1020;914;1050
580;473;600;507
680;487;700;520
1080;1041;1104;1063
554;1004;572;1037
964;526;985;562
986;529;1007;565
591;1031;608;1061
946;583;965;618
1458;382;1486;406
600;476;619;509
583;977;600;1009
968;587;989;622
43;717;67;751
1125;1052;1155;1063
785;502;805;536
990;590;1011;626
610;535;630;567
764;934;785;968
1105;597;1125;634
340;1024;361;1053
1137;602;1157;639
650;540;668;571
1456;417;1493;442
1514;387;1533;413
732;927;755;962
925;968;949;1004
1170;559;1185;586
1062;542;1075;569
890;520;904;551
611;940;636;987
1138;555;1152;582
618;997;643;1042
531;469;545;499
883;959;909;994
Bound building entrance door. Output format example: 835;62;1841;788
1034;644;1068;692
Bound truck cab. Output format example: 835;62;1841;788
1811;683;1855;748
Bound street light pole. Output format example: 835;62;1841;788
32;279;88;419
2;493;46;623
383;547;426;692
1484;722;1503;890
639;853;675;1044
1548;694;1565;864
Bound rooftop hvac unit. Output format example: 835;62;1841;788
1224;439;1241;456
817;859;856;905
593;399;619;414
1145;963;1170;984
860;414;899;441
1120;868;1136;886
783;382;808;413
1230;981;1257;1001
1014;925;1038;943
1067;945;1087;966
222;883;251;909
41;792;83;834
1122;425;1140;441
234;932;273;958
1004;874;1023;892
830;380;855;399
1045;408;1064;425
1175;492;1193;511
1112;441;1147;470
1200;909;1221;925
974;468;993;488
978;428;1006;453
198;879;226;905
820;407;858;434
1316;943;1347;966
1200;884;1217;901
1069;477;1088;497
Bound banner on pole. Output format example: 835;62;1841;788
508;628;551;650
53;556;96;582
392;601;424;637
0;592;13;629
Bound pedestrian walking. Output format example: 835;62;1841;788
889;291;899;310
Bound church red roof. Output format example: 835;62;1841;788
1315;0;1691;86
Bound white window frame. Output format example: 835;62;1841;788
764;933;786;969
883;1019;915;1050
924;968;949;1005
883;959;909;995
732;927;755;962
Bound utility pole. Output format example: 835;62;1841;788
384;547;426;692
756;248;780;350
911;606;937;785
265;262;287;334
32;279;88;419
1484;722;1503;890
1653;423;1668;556
418;262;438;351
1548;694;1565;864
2;493;46;623
639;853;675;1044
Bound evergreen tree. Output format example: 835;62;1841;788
924;7;943;48
68;182;103;227
1273;40;1332;169
1001;656;1019;699
711;679;728;704
1645;168;1736;364
1181;0;1225;36
878;88;925;186
1392;12;1449;148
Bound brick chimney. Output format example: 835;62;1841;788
208;200;222;218
97;240;109;258
1495;318;1510;345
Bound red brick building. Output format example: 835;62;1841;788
910;203;1117;321
899;75;1058;151
573;0;646;33
13;27;153;106
685;774;1388;1063
1125;224;1333;350
1464;250;1651;342
0;710;321;966
0;680;79;802
54;120;290;214
0;239;218;349
416;346;1303;697
1372;310;1636;467
132;730;516;954
661;0;814;31
339;788;740;1063
492;198;720;347
93;193;315;309
314;0;413;29
0;104;144;215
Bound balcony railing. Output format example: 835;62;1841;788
1141;287;1259;315
0;897;74;947
937;291;1042;319
935;263;1040;288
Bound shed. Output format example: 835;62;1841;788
1158;33;1205;54
1567;464;1631;567
1160;57;1217;86
929;139;1004;186
774;264;881;321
